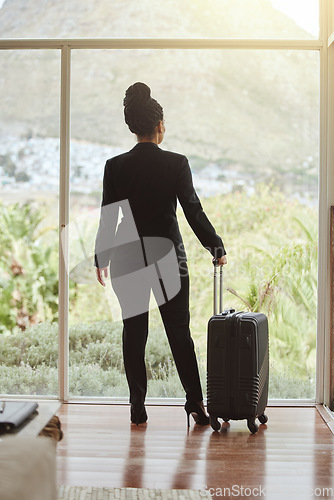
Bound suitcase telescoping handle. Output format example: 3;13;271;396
213;259;223;315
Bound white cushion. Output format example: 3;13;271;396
0;437;56;500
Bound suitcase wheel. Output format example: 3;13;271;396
247;419;259;434
209;415;221;432
258;413;268;425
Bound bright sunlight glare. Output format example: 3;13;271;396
271;0;319;36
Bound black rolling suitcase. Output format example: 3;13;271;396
207;262;269;434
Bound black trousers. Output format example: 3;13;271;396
111;262;203;408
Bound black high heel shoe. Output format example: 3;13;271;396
130;405;148;425
184;400;210;427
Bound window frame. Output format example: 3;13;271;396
0;0;332;406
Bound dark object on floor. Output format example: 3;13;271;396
39;415;63;442
0;401;38;433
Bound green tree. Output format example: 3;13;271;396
0;202;59;333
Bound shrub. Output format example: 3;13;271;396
0;363;58;395
0;322;58;367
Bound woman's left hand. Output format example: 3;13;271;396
96;266;109;287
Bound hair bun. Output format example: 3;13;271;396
123;82;151;109
123;82;163;136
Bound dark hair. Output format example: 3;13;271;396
123;82;163;137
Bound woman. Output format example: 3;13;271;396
95;82;227;426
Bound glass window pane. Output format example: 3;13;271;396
69;48;319;400
0;0;319;39
0;50;60;396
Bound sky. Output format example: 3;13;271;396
0;0;320;37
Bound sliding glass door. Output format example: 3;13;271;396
68;47;319;399
0;50;60;395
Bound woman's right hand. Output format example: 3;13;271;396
213;255;227;266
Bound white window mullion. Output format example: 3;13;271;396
328;0;334;39
327;42;334;409
316;0;329;406
0;38;324;51
58;44;71;402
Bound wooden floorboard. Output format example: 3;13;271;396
56;405;334;499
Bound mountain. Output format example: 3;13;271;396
0;0;319;183
0;0;315;39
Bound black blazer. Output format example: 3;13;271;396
94;142;226;268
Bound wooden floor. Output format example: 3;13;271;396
57;404;334;499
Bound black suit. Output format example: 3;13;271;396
95;142;226;408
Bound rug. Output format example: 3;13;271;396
58;486;211;499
